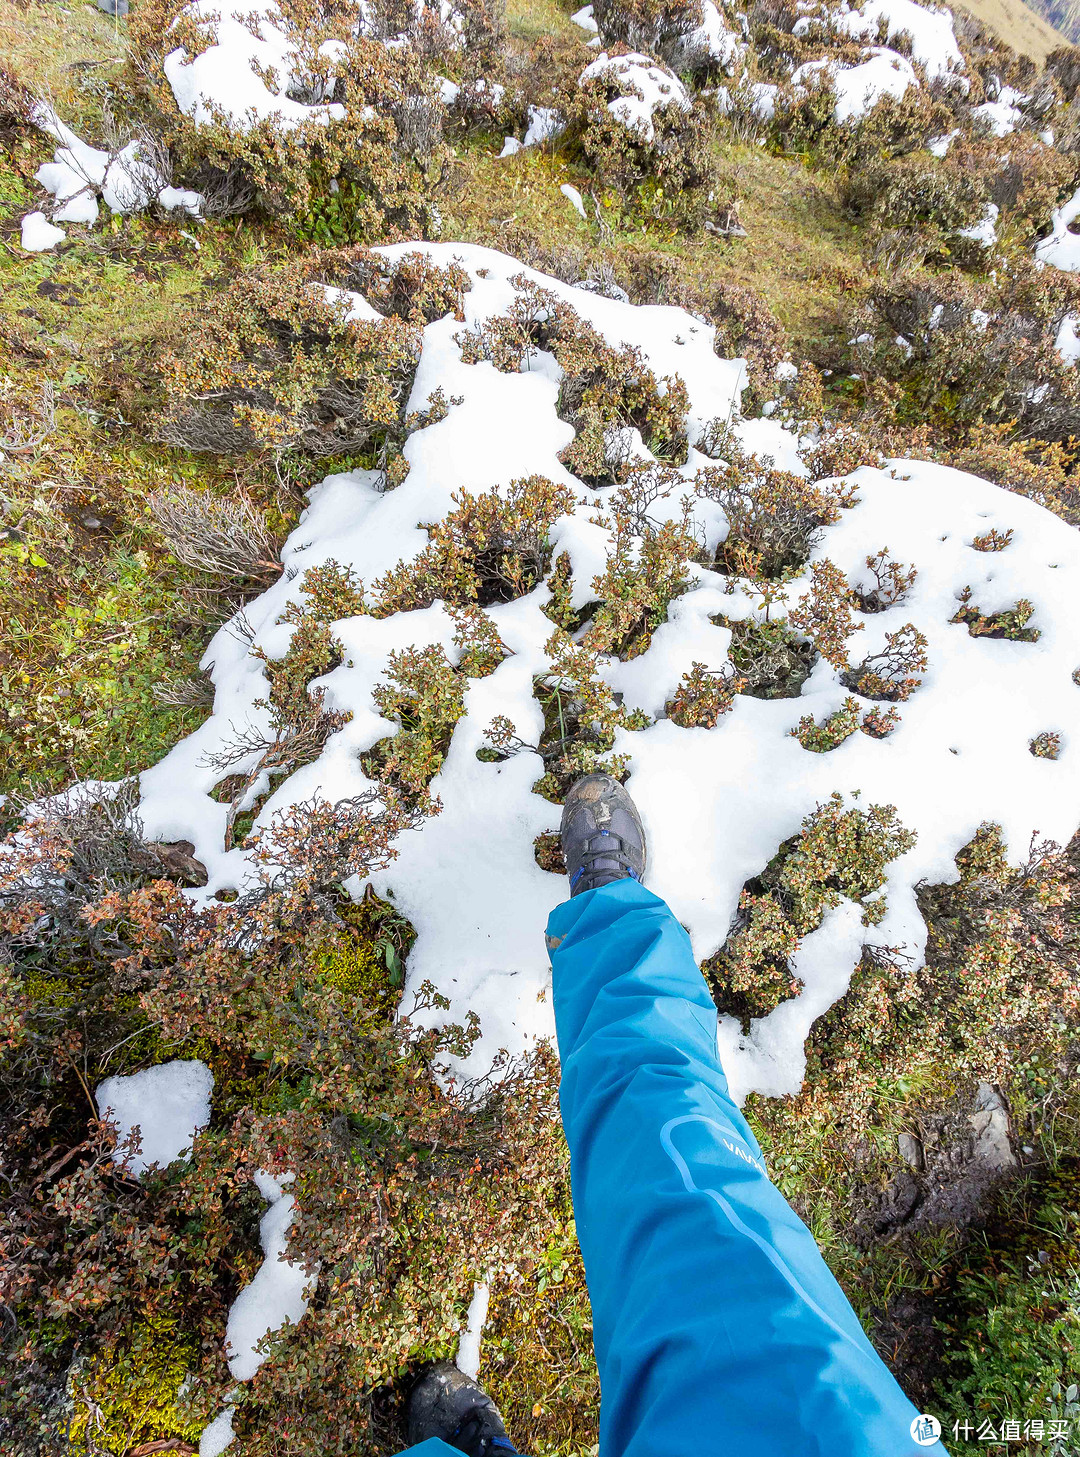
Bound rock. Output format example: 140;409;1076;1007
970;1082;1016;1172
96;0;130;14
898;1132;924;1170
142;840;208;887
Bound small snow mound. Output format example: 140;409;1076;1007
571;3;598;32
958;202;998;249
21;211;66;252
835;0;963;82
793;47;918;124
1035;186;1080;274
974;86;1027;138
96;1059;214;1177
580;51;691;142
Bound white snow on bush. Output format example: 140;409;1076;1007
1055;313;1080;365
684;0;745;71
958;201;998;249
974;85;1027;138
136;244;1080;1105
164;0;347;130
23;103;202;250
793;47;917;124
96;1059;214;1177
225;1171;313;1380
580;52;690;142
1036;186;1080;273
835;0;963;82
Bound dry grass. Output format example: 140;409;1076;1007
949;0;1069;61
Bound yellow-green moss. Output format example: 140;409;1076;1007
68;1315;203;1455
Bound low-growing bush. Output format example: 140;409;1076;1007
364;643;467;802
376;476;576;613
666;661;743;727
851;264;1080;444
460;278;690;484
720;615;817;698
587;469;698;658
852;547;918;612
156;267;422;463
791;696;899;751
696;457;849;579
483;631;649;802
590;0;702;64
951;591;1040;642
842;623;928;702
788;558;863;670
704;793;916;1025
564;52;725;230
129;0;448;237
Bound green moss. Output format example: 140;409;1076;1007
68;1315;203;1455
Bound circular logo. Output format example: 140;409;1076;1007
911;1414;942;1446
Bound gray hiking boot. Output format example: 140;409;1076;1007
405;1361;519;1455
560;773;647;897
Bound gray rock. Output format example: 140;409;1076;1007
96;0;129;16
970;1082;1016;1171
898;1132;924;1170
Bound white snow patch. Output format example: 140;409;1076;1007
456;1280;491;1379
135;244;1080;1109
974;86;1027;137
1055;313;1080;365
225;1172;313;1380
571;3;598;31
21;211;66;252
1036;186;1080;274
958;202;998;249
927;129;957;156
96;1060;214;1177
561;183;588;219
199;1406;236;1457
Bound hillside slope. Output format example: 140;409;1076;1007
3;0;1080;1453
950;0;1069;58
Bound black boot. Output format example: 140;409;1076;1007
560;773;647;897
405;1361;519;1455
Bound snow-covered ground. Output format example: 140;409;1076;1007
133;243;1080;1105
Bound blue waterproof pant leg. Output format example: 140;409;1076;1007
546;879;939;1457
399;879;941;1457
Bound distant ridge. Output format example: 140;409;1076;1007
948;0;1072;59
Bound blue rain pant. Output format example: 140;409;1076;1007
401;880;940;1456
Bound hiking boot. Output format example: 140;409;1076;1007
405;1361;519;1455
560;773;647;897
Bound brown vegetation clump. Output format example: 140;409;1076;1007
375;476;577;613
156;267;422;461
0;782;574;1453
563;52;724;228
695;458;850;579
